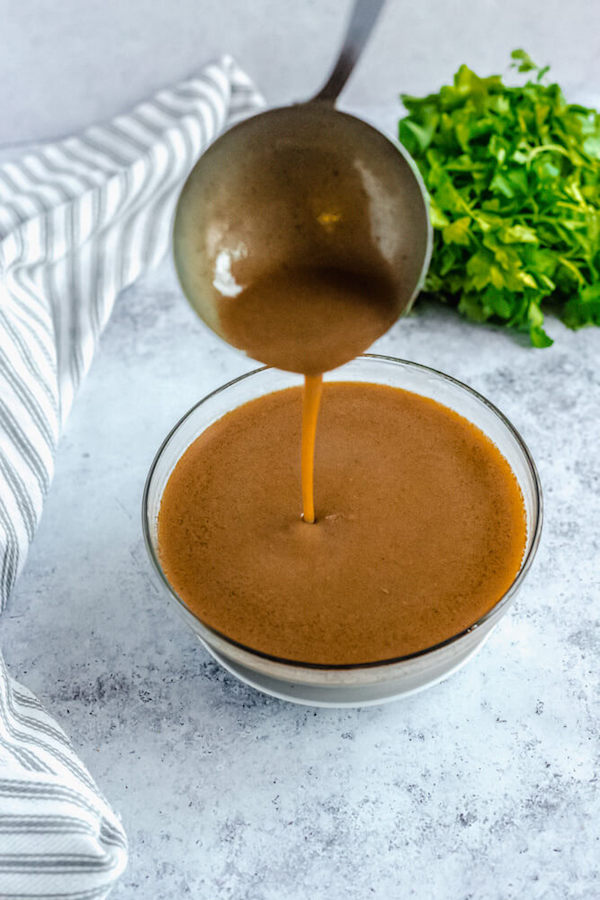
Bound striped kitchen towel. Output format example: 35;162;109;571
0;56;264;898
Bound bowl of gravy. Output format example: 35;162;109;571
142;355;542;706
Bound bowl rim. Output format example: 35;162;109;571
142;353;543;671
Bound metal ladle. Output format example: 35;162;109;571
173;0;432;372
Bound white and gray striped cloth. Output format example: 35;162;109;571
0;56;263;898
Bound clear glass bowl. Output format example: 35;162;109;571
142;355;542;703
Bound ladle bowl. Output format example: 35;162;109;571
173;0;432;370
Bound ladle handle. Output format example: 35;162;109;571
311;0;386;104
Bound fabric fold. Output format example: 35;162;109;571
0;56;264;897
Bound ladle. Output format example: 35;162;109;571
173;0;432;374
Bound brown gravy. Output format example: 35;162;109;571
219;267;397;376
157;382;527;665
168;105;524;664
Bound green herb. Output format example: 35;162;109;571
399;51;600;346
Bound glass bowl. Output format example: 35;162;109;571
142;355;542;706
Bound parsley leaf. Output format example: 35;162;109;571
399;53;600;346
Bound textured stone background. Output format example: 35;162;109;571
3;254;599;898
2;1;600;896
